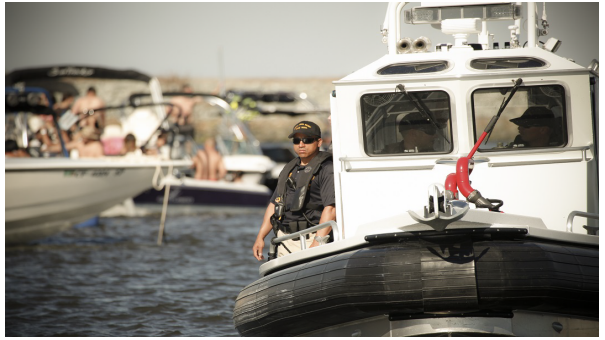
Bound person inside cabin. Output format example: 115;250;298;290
382;111;439;154
509;106;560;148
72;87;105;133
253;121;336;261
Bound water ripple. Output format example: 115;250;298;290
5;210;265;337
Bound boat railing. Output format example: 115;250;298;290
567;211;599;234
339;146;593;171
269;220;340;255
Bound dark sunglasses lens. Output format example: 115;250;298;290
292;138;316;144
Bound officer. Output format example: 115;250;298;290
509;106;559;148
253;121;336;260
382;111;439;154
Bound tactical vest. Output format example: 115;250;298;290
274;151;332;217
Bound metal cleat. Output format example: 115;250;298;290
408;184;470;231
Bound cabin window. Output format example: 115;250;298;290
471;85;567;151
378;61;449;75
361;90;453;156
470;58;547;70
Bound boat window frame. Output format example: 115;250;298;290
377;60;452;76
468;57;550;71
360;88;455;157
470;82;569;152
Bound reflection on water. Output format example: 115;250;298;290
5;211;264;337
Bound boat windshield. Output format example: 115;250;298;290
360;90;453;156
472;85;567;150
215;109;263;156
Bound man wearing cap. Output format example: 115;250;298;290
509;107;559;148
383;112;439;154
253;121;336;260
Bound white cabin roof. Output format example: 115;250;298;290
336;47;589;84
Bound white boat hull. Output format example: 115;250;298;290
5;157;191;244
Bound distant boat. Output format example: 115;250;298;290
5;157;189;244
128;92;275;210
5;66;192;244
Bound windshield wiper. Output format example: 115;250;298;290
396;84;450;144
484;78;523;144
467;78;523;159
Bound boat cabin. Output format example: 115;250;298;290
330;2;599;238
236;3;599;336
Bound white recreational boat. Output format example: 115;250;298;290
5;66;193;244
131;92;275;210
5;157;190;244
234;2;598;337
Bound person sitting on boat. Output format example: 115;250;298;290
203;138;226;181
191;137;226;181
53;93;75;115
31;115;72;157
67;126;104;158
382;111;439;154
72;86;105;132
253;121;336;261
121;133;141;156
144;130;170;158
5;139;31;158
509;106;560;148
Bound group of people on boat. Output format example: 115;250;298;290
6;86;106;158
6;83;229;181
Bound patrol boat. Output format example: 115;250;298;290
233;2;598;336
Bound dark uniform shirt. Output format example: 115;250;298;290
270;157;335;226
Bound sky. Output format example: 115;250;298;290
5;2;600;79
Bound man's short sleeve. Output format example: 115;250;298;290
270;188;279;205
318;161;335;207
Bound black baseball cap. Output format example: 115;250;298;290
288;121;321;138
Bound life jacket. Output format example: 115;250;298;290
274;151;332;216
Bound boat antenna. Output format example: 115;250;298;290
396;84;450;144
470;78;523;158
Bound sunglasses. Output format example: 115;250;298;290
518;123;547;128
292;137;317;144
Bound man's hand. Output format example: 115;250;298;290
309;234;330;248
253;238;265;261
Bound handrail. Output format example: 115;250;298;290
339;155;441;162
271;220;340;251
474;146;591;157
566;211;599;233
340;146;591;163
436;157;490;165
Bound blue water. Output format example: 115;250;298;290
5;210;265;336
